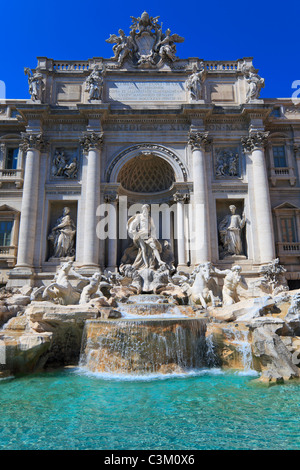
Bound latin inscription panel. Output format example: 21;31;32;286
107;81;186;102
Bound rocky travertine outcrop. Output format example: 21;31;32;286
206;289;300;384
1;288;300;384
0;299;121;377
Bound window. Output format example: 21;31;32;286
5;148;19;170
272;145;287;168
0;221;13;246
280;217;298;243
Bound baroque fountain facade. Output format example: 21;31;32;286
0;11;300;383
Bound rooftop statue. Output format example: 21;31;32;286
186;63;206;101
24;67;45;102
242;64;265;102
106;11;184;68
84;66;104;101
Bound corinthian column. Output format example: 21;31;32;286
104;192;118;271
16;133;45;268
80;132;103;268
173;192;189;267
241;131;275;263
188;130;211;264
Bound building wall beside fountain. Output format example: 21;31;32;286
0;11;299;292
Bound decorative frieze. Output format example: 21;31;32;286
51;148;79;179
215;147;240;178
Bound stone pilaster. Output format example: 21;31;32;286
80;132;103;269
16;133;46;269
188;130;211;264
241;131;275;264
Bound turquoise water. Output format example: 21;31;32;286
0;368;300;450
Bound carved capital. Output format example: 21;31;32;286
80;132;103;152
241;131;269;153
20;133;47;152
293;144;300;156
104;192;118;203
173;191;190;203
188;131;211;151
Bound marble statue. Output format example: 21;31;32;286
242;64;265;102
127;204;164;270
190;262;222;308
221;265;248;306
218;205;246;257
79;272;102;304
24;67;45;102
258;258;288;294
186;63;206;101
48;207;76;259
43;261;88;305
85;67;104;101
106;12;184;68
155;28;184;65
106;29;135;66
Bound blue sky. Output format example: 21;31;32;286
1;0;299;99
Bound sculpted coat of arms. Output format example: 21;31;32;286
106;11;184;68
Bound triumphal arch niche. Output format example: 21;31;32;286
2;10;300;289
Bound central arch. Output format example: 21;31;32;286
105;143;188;183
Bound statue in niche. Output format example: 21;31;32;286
48;207;76;260
85;66;104;101
221;265;248;306
127;204;165;270
52;150;78;179
218;205;246;258
186;63;206;101
242;64;265;102
24;67;45;102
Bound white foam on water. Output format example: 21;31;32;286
73;366;224;382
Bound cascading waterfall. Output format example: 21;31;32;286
79;317;208;376
230;328;254;373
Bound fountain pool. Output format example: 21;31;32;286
1;368;300;450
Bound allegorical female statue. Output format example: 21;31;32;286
48;207;76;259
218;205;246;257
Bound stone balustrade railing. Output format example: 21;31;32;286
53;61;90;71
277;242;300;256
0;169;24;188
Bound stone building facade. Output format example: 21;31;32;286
0;12;299;289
